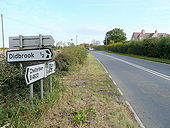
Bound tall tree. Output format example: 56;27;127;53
103;28;127;45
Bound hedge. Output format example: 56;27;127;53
94;37;170;59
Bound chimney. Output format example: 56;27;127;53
155;30;158;34
141;29;145;34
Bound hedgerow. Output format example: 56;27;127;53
0;46;87;127
95;37;170;59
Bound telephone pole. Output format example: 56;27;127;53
1;14;5;54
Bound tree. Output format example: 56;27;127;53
103;28;127;45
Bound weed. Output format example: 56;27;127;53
73;110;87;123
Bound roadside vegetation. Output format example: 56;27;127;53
0;46;87;128
94;37;170;64
0;45;139;128
35;54;139;128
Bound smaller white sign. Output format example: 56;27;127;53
25;64;45;85
25;61;56;85
45;61;56;77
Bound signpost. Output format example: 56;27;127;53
6;48;53;62
9;35;55;49
7;34;56;99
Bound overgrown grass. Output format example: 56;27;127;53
35;54;139;128
0;76;64;128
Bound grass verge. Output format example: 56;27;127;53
106;51;170;64
35;54;139;128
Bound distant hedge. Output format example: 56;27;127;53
94;37;170;59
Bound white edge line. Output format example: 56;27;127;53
94;53;145;128
95;57;108;73
95;56;118;87
112;80;117;86
117;88;123;96
125;101;145;128
98;53;170;81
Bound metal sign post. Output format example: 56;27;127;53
7;34;55;100
49;76;52;92
40;79;44;99
39;34;44;99
30;84;33;99
19;35;23;75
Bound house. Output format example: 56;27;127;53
131;29;170;40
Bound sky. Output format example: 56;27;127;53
0;0;170;47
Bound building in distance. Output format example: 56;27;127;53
131;29;170;40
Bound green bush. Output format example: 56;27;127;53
93;45;106;51
127;40;144;55
157;37;170;59
54;46;87;72
143;38;160;57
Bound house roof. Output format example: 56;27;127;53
131;30;170;40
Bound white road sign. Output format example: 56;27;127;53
25;64;45;85
6;48;53;62
25;61;56;85
45;61;56;77
9;35;55;49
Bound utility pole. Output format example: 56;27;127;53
1;14;5;54
76;35;78;45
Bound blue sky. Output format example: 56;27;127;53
0;0;170;47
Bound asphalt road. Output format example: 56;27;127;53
91;51;170;128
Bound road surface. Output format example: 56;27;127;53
91;51;170;128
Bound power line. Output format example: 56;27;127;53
6;16;58;33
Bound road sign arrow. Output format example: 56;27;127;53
45;50;53;58
25;67;30;84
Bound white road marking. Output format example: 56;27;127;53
109;75;112;79
112;80;117;86
117;88;123;95
98;53;170;81
125;101;145;128
96;57;108;73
